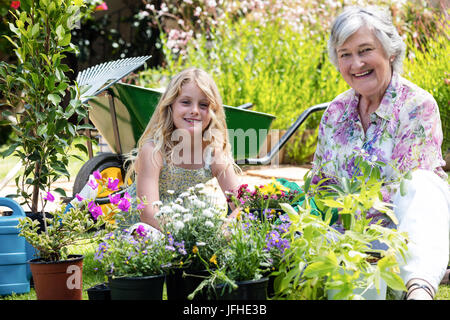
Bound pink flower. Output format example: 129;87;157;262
118;198;131;212
93;170;102;180
95;2;108;11
108;193;121;205
10;1;20;9
43;191;55;202
136;203;145;210
88;179;98;190
107;178;119;191
136;225;147;237
88;201;103;220
75;194;84;202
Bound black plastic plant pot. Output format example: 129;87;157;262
108;274;165;300
165;268;209;300
215;277;269;300
87;283;111;300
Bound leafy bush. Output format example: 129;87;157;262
403;34;450;154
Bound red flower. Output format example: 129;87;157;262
10;1;20;9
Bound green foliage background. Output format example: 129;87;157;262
136;2;449;164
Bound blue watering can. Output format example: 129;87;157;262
0;197;35;296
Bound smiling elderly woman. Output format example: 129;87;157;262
312;6;450;300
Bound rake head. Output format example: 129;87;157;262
76;56;151;103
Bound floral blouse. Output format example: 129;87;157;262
312;72;447;224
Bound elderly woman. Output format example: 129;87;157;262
312;6;449;300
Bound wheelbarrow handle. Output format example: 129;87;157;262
243;102;329;165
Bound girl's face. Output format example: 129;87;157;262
336;26;392;102
171;81;212;135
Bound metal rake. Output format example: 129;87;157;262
76;55;151;103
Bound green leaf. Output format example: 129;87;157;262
303;252;338;277
56;25;64;40
31;23;40;37
48;94;61;106
59;33;71;46
0;142;19;158
53;187;67;197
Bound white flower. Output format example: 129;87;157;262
196;241;206;246
193;199;206;209
172;203;185;212
173;220;185;231
183;213;193;222
172;213;180;220
179;192;190;198
205;220;214;228
202;209;214;218
152;200;163;207
159;206;173;215
167;190;175;195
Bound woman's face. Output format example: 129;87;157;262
171;81;211;135
336;26;392;101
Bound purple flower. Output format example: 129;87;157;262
108;193;121;205
136;203;146;210
43;191;55;202
75;193;84;202
107;178;119;191
136;225;147;237
88;201;103;220
93;170;102;180
94;242;109;261
118;198;131;212
265;230;290;253
88;179;98;190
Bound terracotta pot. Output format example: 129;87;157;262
29;254;84;300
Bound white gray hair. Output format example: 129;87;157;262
328;6;406;74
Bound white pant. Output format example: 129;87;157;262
393;169;450;293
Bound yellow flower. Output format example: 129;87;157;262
209;254;218;265
236;210;242;221
192;245;198;254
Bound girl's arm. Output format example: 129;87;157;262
135;141;163;230
210;147;241;214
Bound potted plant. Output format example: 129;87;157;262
0;0;92;218
17;174;118;299
93;224;173;300
274;152;410;300
189;207;280;300
154;183;228;300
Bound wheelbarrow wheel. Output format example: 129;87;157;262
73;153;127;197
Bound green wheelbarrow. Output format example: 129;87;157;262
73;60;328;197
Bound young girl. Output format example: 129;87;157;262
124;67;241;231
